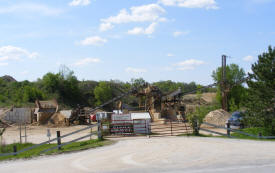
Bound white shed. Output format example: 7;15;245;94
130;112;151;134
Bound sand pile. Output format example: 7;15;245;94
48;113;67;127
204;109;231;127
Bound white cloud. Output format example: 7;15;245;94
173;31;190;37
125;67;147;73
128;27;144;35
0;3;62;16
79;36;107;46
100;4;165;31
167;53;175;57
243;55;254;62
127;22;158;35
0;62;8;66
0;46;39;63
145;22;158;34
158;0;218;9
73;58;100;66
69;0;91;6
99;23;114;32
174;59;205;70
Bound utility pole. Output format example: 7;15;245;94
221;55;228;111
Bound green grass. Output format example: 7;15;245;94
177;127;275;141
231;127;275;140
0;139;114;161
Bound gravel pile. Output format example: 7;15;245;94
204;109;231;127
48;113;67;127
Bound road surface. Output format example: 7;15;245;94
1;137;275;173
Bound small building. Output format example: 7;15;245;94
130;112;151;134
111;112;151;134
34;100;59;124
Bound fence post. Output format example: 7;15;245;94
19;123;22;144
97;120;102;140
194;119;199;135
25;123;27;143
259;132;262;139
227;122;231;137
170;119;173;136
13;145;17;156
56;131;62;150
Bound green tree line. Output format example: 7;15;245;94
0;71;211;109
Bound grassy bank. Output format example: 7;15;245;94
231;127;275;140
178;127;275;141
0;139;114;161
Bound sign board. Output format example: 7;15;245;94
47;129;51;138
111;114;131;124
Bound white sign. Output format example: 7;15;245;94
112;114;132;124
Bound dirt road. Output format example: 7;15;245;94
1;137;275;173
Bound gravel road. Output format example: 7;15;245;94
1;137;275;173
3;125;98;144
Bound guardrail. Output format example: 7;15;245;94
0;122;101;157
201;122;275;139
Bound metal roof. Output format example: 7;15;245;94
130;112;151;120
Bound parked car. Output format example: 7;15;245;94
226;111;244;129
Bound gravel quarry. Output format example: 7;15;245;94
1;137;275;173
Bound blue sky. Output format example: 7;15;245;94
0;0;274;85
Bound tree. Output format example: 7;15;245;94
79;80;98;107
94;82;112;106
153;80;184;93
42;73;61;93
22;86;44;102
212;64;247;111
130;78;146;88
245;46;275;134
186;106;215;135
41;67;81;107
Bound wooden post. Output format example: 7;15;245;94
259;132;262;139
97;120;102;140
24;123;27;143
19;123;22;144
227;122;231;137
194;119;199;136
13;145;17;156
88;114;91;125
221;55;228;111
90;128;92;140
56;131;61;150
170;119;173;136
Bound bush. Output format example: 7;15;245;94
186;105;217;135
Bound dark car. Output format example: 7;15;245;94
226;111;244;129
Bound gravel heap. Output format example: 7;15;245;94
204;109;231;127
48;113;67;127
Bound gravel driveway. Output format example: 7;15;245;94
1;137;275;173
